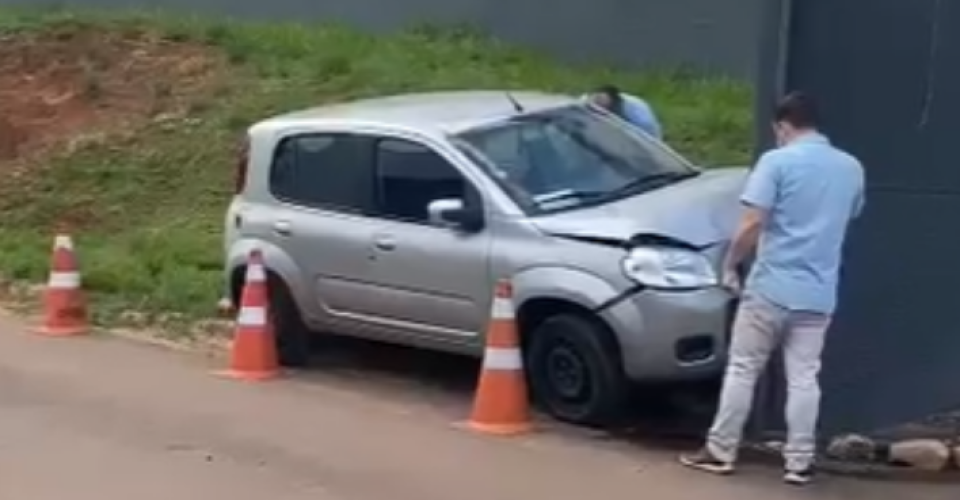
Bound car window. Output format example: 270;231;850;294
269;133;373;213
373;138;467;224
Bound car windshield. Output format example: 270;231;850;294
453;105;699;214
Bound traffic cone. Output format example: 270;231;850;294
467;280;532;435
35;234;88;337
218;249;280;381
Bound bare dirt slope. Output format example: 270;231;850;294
0;25;221;181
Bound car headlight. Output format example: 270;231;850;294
621;246;718;290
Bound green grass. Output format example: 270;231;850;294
0;7;753;329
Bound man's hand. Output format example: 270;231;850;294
721;265;741;295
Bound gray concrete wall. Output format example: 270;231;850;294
1;0;761;77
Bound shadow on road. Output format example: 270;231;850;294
298;335;720;452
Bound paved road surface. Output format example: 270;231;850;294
0;313;952;500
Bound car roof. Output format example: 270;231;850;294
256;90;580;135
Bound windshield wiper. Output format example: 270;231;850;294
531;171;700;208
533;189;598;204
605;170;700;197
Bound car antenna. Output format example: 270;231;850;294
505;91;524;113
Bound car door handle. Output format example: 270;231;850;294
372;235;397;251
272;220;293;236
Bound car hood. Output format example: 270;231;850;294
530;167;749;248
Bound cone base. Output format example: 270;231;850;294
214;368;281;382
465;419;532;436
34;324;88;337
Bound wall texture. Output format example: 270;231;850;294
0;0;761;77
754;0;960;434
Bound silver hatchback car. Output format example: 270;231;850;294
224;90;747;425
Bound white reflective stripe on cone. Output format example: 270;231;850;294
48;272;80;289
246;263;266;282
490;296;514;319
54;235;73;250
236;306;267;326
483;347;523;370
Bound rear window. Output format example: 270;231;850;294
268;133;374;214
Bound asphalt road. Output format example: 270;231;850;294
0;312;952;500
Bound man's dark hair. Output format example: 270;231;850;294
594;84;625;117
774;91;819;129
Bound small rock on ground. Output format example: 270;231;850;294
888;439;951;471
826;434;878;462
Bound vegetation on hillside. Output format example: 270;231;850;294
0;7;752;330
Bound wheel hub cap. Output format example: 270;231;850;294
547;345;587;399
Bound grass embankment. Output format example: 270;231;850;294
0;8;752;330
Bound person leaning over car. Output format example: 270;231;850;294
584;84;663;140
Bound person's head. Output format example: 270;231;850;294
772;91;819;146
589;84;625;117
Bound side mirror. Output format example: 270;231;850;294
427;198;483;232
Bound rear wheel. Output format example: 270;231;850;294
266;275;311;368
526;313;629;427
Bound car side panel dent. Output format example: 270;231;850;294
511;266;645;371
511;266;618;311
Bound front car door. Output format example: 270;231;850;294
358;135;493;350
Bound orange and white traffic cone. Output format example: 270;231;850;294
467;279;532;436
35;234;89;337
217;249;280;381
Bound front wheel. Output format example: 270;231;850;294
526;313;629;427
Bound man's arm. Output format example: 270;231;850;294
851;165;866;219
622;95;663;140
723;205;766;271
724;153;779;271
851;189;865;219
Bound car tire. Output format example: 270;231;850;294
266;275;311;368
526;313;628;427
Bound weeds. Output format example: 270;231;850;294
0;7;754;333
79;61;103;101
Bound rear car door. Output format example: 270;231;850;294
265;132;383;330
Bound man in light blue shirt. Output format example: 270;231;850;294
586;84;663;140
680;92;865;485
